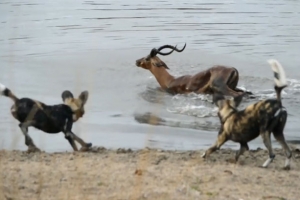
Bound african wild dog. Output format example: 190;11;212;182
202;59;292;170
0;83;92;152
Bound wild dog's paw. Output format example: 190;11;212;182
79;143;92;152
282;158;291;171
282;165;291;171
27;146;41;153
79;147;89;152
86;143;92;148
226;158;237;164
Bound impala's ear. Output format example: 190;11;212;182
152;58;169;69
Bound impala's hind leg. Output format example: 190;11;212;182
19;121;41;153
227;71;239;91
272;109;292;170
224;87;243;98
226;72;253;96
211;79;243;99
223;70;243;97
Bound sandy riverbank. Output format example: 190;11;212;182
0;146;300;200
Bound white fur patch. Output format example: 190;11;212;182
262;157;273;168
0;83;6;93
274;109;281;118
11;106;16;112
267;59;287;87
284;158;291;169
73;114;78;121
224;95;234;100
64;119;68;131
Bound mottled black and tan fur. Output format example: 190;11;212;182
202;59;292;170
0;84;92;153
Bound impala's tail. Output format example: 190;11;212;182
267;59;287;105
0;83;18;102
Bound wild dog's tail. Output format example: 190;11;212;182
0;83;18;102
267;59;287;105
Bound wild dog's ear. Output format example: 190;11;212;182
212;93;226;108
217;100;226;108
225;95;242;109
61;90;74;102
78;91;89;105
233;93;244;108
213;93;224;105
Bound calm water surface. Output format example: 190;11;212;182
0;0;299;152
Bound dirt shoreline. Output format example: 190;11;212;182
0;146;300;200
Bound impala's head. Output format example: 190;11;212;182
61;90;89;122
135;43;186;70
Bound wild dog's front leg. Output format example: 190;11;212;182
71;133;92;152
64;118;92;152
63;117;78;151
202;132;228;159
64;131;92;152
19;121;41;153
64;131;79;151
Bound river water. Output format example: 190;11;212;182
0;0;299;152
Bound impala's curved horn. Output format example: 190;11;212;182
155;45;175;56
150;48;158;57
155;43;186;56
173;43;186;52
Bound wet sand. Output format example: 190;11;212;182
1;146;300;200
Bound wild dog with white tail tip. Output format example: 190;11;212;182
0;84;92;153
202;59;292;170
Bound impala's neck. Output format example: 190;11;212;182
149;66;175;89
